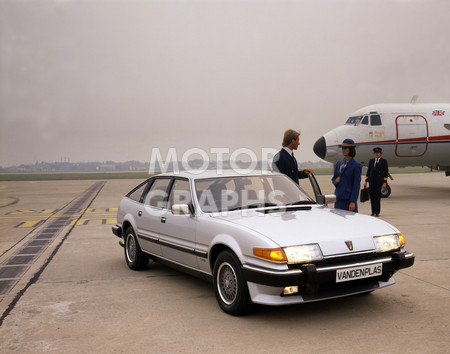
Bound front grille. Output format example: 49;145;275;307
287;250;397;270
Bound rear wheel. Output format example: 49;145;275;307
213;250;251;316
124;227;148;270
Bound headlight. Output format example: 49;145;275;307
283;244;323;264
373;234;402;252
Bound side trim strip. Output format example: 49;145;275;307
243;264;302;276
138;233;159;244
142;253;212;282
137;233;208;259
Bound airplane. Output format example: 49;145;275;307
313;100;450;197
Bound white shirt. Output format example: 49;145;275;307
283;146;294;156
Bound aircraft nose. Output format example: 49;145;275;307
313;136;326;159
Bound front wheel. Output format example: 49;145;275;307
213;250;251;316
124;227;148;270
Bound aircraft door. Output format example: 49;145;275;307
395;115;429;157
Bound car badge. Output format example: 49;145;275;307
345;241;353;251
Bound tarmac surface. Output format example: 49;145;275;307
0;173;449;353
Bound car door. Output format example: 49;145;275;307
137;177;172;256
158;178;198;269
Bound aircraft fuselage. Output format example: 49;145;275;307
314;103;450;172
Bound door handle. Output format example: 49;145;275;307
161;217;166;223
138;211;142;216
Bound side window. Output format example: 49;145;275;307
127;180;151;202
168;179;192;208
370;115;382;126
361;116;369;125
144;178;172;209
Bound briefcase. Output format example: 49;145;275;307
360;187;370;203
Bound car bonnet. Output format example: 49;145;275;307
214;207;399;256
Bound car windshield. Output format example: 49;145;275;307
194;175;314;213
345;116;363;125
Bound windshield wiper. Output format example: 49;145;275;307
229;202;278;211
286;200;315;206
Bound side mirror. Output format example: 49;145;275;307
316;194;336;205
171;204;191;215
308;173;335;205
322;194;336;205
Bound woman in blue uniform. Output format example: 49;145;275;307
332;139;362;212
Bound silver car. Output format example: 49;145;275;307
112;170;414;315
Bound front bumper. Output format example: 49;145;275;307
242;251;415;305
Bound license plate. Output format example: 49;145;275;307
336;263;382;283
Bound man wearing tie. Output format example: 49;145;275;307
364;147;389;217
272;129;314;184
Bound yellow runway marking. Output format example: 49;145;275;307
70;219;89;226
8;210;38;215
6;209;57;215
18;220;43;228
2;207;117;228
104;218;117;225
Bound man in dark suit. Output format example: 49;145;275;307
364;147;388;217
272;129;313;184
332;139;362;212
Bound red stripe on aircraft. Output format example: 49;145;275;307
327;134;450;148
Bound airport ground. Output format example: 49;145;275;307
0;173;448;353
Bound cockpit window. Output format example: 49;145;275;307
361;116;369;125
370;115;382;126
345;116;363;125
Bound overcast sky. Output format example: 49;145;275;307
1;0;449;167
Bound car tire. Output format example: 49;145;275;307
381;184;391;198
124;227;148;270
213;250;251;316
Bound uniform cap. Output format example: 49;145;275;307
339;138;356;148
373;147;382;153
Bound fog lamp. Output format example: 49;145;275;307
283;286;299;295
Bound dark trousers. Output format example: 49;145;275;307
369;185;382;215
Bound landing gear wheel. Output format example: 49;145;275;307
213;250;251;316
381;184;391;198
124;227;148;270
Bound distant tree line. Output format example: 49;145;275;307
0;159;332;173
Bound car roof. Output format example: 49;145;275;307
154;169;281;180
